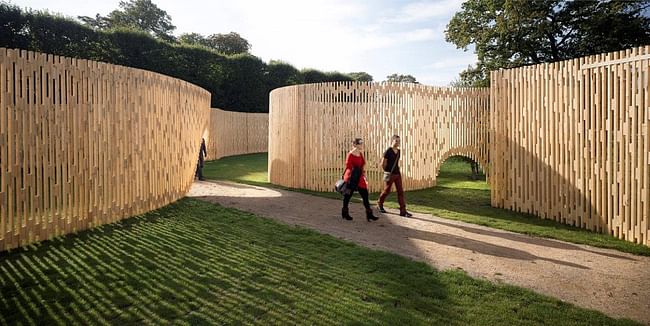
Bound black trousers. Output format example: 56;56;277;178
343;188;371;210
195;163;204;180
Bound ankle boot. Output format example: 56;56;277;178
366;208;378;221
342;207;353;220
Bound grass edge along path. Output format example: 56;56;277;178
0;198;640;325
203;153;650;256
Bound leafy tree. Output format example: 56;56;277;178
178;32;208;46
300;69;353;83
266;60;303;91
301;69;329;83
325;71;354;82
348;71;373;82
77;14;111;29
446;0;650;86
79;0;176;41
386;73;418;83
206;32;251;55
178;32;251;55
29;11;110;60
0;3;29;49
221;54;268;112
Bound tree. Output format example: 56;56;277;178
445;0;650;86
79;0;176;41
266;60;303;90
206;32;251;55
348;72;373;82
0;3;30;50
178;32;208;46
77;14;111;30
386;73;418;83
177;32;251;55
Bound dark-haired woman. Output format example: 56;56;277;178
341;138;378;222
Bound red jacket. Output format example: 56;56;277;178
343;152;368;189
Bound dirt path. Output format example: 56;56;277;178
187;180;650;324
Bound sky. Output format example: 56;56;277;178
12;0;478;86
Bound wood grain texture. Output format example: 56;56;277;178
205;108;268;160
491;45;650;246
268;82;490;193
0;48;211;251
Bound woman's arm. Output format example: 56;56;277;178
345;152;354;170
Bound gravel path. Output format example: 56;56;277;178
188;180;650;324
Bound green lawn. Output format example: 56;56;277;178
0;198;638;325
203;153;269;184
204;153;650;256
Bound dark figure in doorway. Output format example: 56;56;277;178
196;138;207;181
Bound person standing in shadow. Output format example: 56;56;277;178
196;138;207;181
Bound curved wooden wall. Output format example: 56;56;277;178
205;108;268;160
269;82;490;192
491;45;650;246
0;48;211;251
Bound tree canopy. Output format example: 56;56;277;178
79;0;176;41
179;32;251;55
445;0;650;86
348;72;373;82
386;73;418;83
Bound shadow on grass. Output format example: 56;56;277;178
0;198;637;325
193;187;589;270
203;153;650;256
0;198;455;325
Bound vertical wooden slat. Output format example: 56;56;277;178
0;48;210;252
486;46;649;246
267;45;650;248
0;48;7;251
269;82;490;192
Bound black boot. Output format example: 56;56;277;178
366;208;378;222
400;211;413;218
342;207;353;221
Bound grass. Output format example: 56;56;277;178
203;153;650;256
0;198;639;325
203;153;269;184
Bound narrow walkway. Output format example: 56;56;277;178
188;180;650;324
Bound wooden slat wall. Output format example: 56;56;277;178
269;82;490;193
0;48;211;251
205;108;268;160
491;45;650;246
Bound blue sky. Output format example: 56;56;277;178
13;0;477;86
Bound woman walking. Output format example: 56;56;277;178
341;138;378;222
377;135;412;217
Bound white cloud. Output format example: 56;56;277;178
384;0;465;24
421;53;477;70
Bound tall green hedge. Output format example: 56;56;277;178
0;3;353;112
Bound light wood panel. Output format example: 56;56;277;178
269;82;490;193
491;45;650;246
0;48;211;251
205;108;268;160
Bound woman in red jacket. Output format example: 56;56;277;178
342;138;378;221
